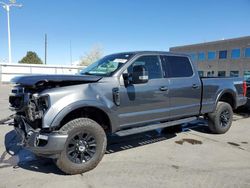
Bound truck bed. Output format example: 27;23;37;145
200;77;246;114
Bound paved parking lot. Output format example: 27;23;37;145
0;84;250;188
0;84;13;121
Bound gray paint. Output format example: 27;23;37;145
9;51;247;156
36;51;247;133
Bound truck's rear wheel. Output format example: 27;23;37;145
207;102;233;134
56;118;107;175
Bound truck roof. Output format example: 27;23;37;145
112;51;190;57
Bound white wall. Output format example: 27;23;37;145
0;63;85;83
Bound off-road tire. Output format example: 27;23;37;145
207;102;233;134
56;118;107;175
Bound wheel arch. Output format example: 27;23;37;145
49;101;113;133
216;90;236;110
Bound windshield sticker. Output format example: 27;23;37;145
113;59;128;63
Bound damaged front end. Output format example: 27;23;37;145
14;115;67;156
8;74;102;156
9;86;49;129
9;85;67;157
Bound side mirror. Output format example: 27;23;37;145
123;65;148;87
132;65;148;84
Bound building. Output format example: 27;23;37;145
0;63;84;83
169;36;250;79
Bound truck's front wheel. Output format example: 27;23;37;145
207;102;233;134
56;118;107;175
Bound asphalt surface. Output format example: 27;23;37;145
0;84;13;121
0;84;250;188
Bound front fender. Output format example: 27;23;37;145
43;100;116;131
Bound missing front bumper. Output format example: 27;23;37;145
14;115;68;156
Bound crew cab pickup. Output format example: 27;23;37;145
9;51;247;174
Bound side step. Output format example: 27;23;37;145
115;117;197;137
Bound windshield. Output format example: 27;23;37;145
80;53;134;76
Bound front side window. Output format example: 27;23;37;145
198;52;205;61
80;53;134;76
231;49;240;59
162;56;193;78
230;71;239;77
245;48;250;58
219;50;227;59
208;51;216;60
127;55;162;79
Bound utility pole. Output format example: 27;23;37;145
6;5;11;64
0;1;22;63
45;34;47;65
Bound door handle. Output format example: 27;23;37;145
192;84;199;89
160;86;168;91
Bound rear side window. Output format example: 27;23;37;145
162;56;193;78
128;55;162;79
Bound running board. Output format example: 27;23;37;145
115;117;197;137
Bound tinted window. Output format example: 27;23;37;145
230;71;239;77
244;71;250;80
218;71;226;77
198;52;205;61
219;50;227;59
231;49;240;59
163;56;193;77
245;48;250;57
198;71;204;77
207;71;215;77
128;56;162;79
208;51;216;60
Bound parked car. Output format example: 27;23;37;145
9;51;247;174
245;78;250;109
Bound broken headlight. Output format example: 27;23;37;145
38;95;50;112
26;95;50;122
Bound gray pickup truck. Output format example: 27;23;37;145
9;51;247;174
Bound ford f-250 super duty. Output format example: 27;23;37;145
9;51;247;174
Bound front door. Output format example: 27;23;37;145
117;55;170;128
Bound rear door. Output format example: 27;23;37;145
161;55;201;119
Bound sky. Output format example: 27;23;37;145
0;0;249;65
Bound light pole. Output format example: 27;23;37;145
0;1;22;63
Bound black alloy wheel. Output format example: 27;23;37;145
66;132;97;164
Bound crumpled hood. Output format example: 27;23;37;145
11;74;102;87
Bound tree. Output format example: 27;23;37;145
19;51;43;64
79;45;103;66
